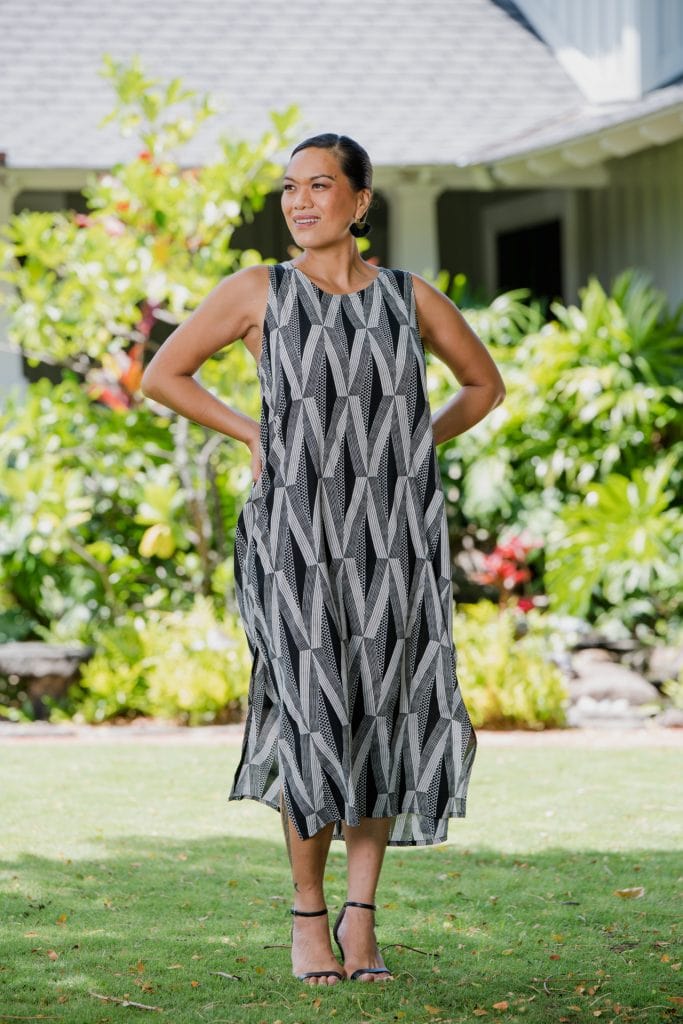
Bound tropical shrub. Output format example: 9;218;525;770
0;375;255;642
426;268;683;631
454;600;569;729
0;56;301;643
48;595;251;725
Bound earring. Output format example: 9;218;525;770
350;218;371;237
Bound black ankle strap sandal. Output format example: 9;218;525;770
290;907;344;982
332;901;394;981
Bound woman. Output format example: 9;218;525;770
141;133;505;986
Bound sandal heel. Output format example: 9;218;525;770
332;901;394;982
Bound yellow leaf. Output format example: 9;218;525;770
190;980;199;987
56;913;67;925
493;1001;509;1010
167;963;183;969
614;886;645;899
551;933;565;942
139;523;175;559
473;1010;488;1017
501;949;514;955
424;1007;441;1015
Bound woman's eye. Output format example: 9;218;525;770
282;183;326;191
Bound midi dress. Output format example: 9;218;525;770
228;260;477;847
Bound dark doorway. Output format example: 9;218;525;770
496;218;563;313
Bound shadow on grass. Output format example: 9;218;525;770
2;835;681;1023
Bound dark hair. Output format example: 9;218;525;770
288;133;373;236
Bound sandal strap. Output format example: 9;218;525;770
344;900;376;910
350;966;392;980
290;906;328;916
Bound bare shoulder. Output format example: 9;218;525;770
405;271;468;353
218;263;271;323
408;271;452;312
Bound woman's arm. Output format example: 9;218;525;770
410;273;506;444
141;264;270;479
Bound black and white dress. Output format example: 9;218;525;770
228;260;477;846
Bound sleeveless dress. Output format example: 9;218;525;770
228;260;477;847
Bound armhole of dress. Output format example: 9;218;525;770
258;264;277;372
404;270;429;361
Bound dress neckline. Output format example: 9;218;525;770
285;261;383;297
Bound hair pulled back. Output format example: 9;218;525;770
289;133;373;236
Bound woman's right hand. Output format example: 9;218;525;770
248;429;263;484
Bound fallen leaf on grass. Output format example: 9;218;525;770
492;1001;509;1010
47;950;59;961
209;971;241;980
614;886;644;899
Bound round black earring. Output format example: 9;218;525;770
350;219;372;237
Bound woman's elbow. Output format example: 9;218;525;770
140;370;162;400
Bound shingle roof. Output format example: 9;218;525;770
0;0;587;170
461;74;683;164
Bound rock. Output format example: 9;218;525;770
571;647;616;672
647;645;683;685
654;707;683;728
0;642;93;678
0;642;94;719
566;695;651;729
568;650;660;706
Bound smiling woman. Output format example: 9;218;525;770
140;131;505;987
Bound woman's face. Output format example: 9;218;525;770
281;147;370;247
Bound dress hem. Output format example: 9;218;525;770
227;791;468;848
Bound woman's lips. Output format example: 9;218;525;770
293;218;319;227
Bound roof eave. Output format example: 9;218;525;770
465;102;683;188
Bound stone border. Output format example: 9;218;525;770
1;721;681;747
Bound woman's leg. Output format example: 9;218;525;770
338;816;396;982
279;788;344;985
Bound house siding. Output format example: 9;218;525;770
577;136;683;305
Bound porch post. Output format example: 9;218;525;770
382;179;442;278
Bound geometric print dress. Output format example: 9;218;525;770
228;260;477;846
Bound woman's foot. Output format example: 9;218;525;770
334;903;394;983
291;908;344;985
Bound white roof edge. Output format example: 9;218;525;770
461;89;683;181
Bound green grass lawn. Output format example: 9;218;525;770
1;738;681;1023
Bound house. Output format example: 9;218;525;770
1;0;682;401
